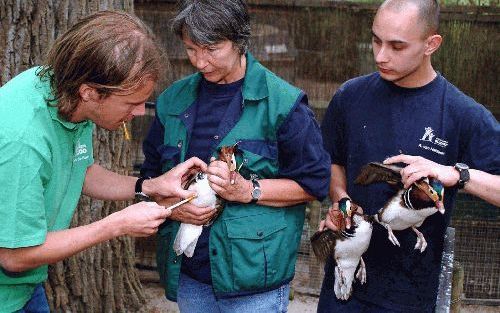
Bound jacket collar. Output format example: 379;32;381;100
166;52;268;116
242;52;268;101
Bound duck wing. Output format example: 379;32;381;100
310;230;340;262
183;172;198;189
354;162;403;187
310;227;356;262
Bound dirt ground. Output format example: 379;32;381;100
141;282;499;313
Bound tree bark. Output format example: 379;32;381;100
1;1;149;312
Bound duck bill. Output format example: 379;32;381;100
436;201;445;214
414;181;444;213
228;154;237;184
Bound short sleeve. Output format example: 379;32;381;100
321;89;346;166
460;106;500;174
0;139;48;248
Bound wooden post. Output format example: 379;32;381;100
451;261;464;313
308;200;322;290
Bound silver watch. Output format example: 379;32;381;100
250;178;261;204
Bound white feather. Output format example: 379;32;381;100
376;190;440;252
380;190;438;230
173;173;217;257
333;215;372;300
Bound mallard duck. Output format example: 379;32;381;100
310;198;373;300
354;162;444;252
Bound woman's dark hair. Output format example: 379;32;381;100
172;0;250;54
38;10;165;120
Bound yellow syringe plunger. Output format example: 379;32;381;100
122;121;132;141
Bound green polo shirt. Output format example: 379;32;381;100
0;67;94;312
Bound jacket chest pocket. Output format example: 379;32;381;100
158;144;181;172
236;139;279;178
225;210;287;290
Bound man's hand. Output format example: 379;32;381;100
319;201;364;232
206;158;252;203
319;202;348;231
107;202;172;237
144;157;207;199
384;154;459;188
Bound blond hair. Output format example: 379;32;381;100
38;10;165;120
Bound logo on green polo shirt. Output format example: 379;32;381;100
74;140;89;163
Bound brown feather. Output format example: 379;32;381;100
310;225;360;262
354;162;403;186
310;230;340;262
218;146;237;172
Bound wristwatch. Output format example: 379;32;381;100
454;163;470;189
249;178;261;204
135;176;152;201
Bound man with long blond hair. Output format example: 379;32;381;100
0;11;206;312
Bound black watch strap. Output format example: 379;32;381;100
454;163;470;189
135;177;151;200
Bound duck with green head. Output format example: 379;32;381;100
355;162;445;253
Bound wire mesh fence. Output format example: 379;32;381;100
452;220;500;302
451;196;500;303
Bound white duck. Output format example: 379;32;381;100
172;145;237;257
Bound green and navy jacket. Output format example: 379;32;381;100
141;53;330;300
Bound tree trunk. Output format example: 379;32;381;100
0;1;150;312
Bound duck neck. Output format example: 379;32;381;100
402;186;435;210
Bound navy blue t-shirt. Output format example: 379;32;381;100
142;76;331;285
320;72;499;312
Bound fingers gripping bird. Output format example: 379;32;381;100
172;144;238;257
354;162;445;253
310;199;373;300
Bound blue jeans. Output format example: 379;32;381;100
177;273;290;313
16;284;50;313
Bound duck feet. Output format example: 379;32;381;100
379;222;400;247
412;226;428;252
333;264;343;299
356;257;367;284
334;263;352;300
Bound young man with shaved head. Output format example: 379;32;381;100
318;0;499;312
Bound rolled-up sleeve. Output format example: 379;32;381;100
140;114;165;178
277;94;331;200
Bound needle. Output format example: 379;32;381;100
164;194;197;211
